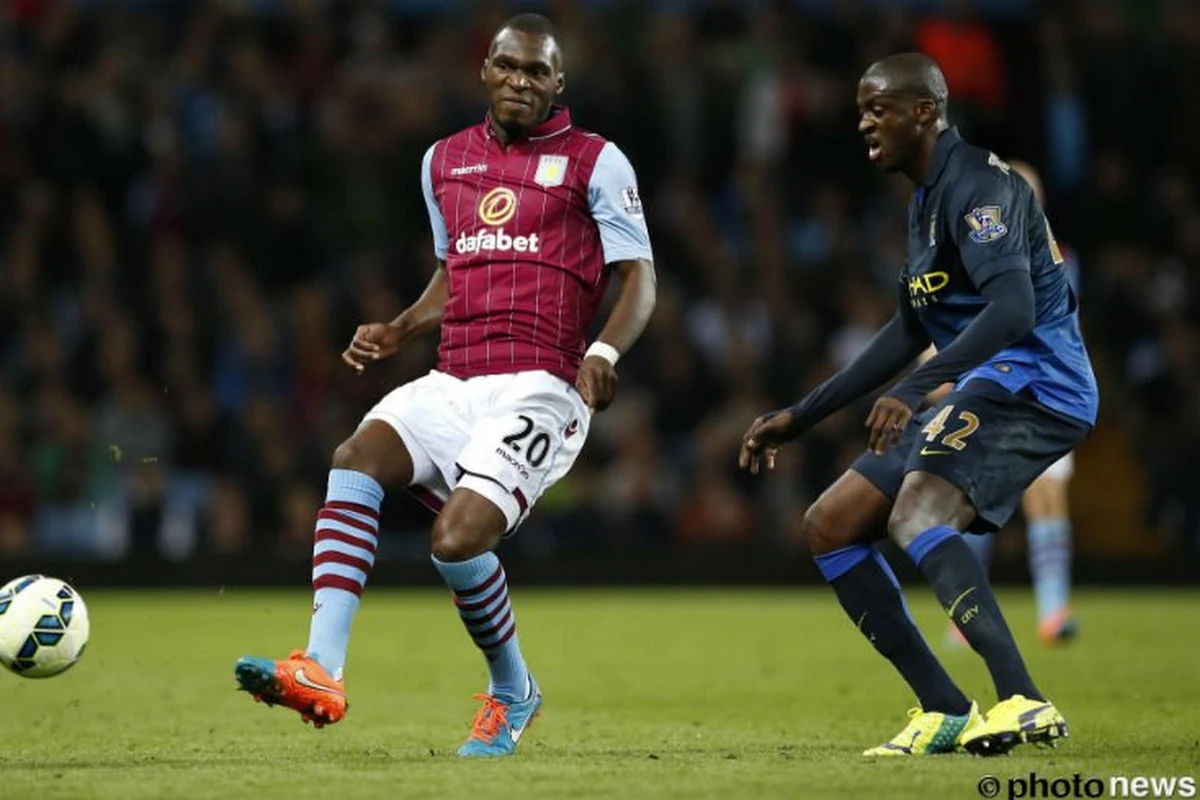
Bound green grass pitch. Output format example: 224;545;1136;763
3;588;1198;799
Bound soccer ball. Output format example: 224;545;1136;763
0;575;90;678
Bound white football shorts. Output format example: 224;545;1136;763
1039;451;1075;482
363;369;590;532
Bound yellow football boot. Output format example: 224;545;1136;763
959;695;1068;756
864;702;982;756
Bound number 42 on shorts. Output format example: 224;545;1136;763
919;405;980;455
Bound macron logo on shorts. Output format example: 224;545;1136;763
564;419;579;439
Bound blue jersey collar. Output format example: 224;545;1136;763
921;126;963;187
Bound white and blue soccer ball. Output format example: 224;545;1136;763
0;575;90;678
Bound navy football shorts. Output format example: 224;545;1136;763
851;379;1091;533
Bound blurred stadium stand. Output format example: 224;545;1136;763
1;0;1198;585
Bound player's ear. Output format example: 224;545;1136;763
480;58;489;83
555;72;565;96
914;98;937;129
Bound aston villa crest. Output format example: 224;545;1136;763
534;155;569;187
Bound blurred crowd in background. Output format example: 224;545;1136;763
1;0;1199;565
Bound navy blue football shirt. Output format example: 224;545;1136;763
903;128;1098;425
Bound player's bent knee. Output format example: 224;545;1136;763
802;471;891;556
801;503;841;556
888;471;975;548
886;506;926;550
430;492;507;562
431;519;497;562
330;422;414;490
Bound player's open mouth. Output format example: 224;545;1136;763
866;139;882;162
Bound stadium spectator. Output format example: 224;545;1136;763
1;0;1197;562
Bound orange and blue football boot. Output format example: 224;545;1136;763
234;649;347;728
1038;608;1079;646
457;676;542;757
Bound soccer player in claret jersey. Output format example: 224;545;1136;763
739;54;1098;757
234;14;656;758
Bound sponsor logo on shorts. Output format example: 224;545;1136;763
495;447;531;479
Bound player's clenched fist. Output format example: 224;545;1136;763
738;409;797;475
575;355;618;412
342;323;405;373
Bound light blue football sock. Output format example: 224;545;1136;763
1027;517;1072;621
433;552;531;702
306;469;384;681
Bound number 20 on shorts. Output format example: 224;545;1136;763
920;405;980;451
502;414;551;468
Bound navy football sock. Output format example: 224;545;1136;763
964;531;995;572
816;545;972;715
906;527;1043;701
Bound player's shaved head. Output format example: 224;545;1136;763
483;13;566;140
856;53;951;179
491;13;563;70
861;53;949;121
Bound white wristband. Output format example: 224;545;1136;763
585;341;620;367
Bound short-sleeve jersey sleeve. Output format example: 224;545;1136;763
421;144;449;260
587;142;653;264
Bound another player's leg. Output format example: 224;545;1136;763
890;471;1066;755
805;470;982;756
1022;463;1077;645
432;487;539;757
235;421;413;727
964;531;995;569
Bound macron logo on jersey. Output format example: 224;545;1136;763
456;186;541;254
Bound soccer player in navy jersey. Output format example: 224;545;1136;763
739;54;1097;756
235;14;656;757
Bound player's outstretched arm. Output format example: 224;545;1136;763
739;304;929;473
885;269;1034;409
341;262;448;374
576;258;656;412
